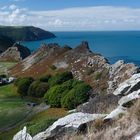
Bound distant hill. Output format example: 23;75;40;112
0;35;15;53
0;26;56;41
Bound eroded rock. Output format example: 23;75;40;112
13;127;32;140
33;113;106;140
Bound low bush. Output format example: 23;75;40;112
28;81;49;98
61;83;91;110
44;79;84;107
17;77;34;96
48;71;73;87
39;75;51;82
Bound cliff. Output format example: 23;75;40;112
0;35;15;53
0;43;31;62
0;26;56;41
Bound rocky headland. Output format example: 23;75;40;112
0;26;56;41
10;41;140;140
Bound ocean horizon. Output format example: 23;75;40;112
22;31;140;66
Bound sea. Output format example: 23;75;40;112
22;31;140;66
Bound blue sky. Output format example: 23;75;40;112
1;0;140;10
0;0;140;31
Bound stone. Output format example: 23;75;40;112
33;113;106;140
113;73;140;96
13;126;32;140
118;89;140;106
104;106;127;121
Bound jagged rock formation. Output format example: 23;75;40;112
10;42;139;95
33;113;106;140
0;26;56;41
13;127;32;140
0;43;31;61
108;60;139;94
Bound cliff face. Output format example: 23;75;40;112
0;35;15;53
0;43;31;62
0;26;56;41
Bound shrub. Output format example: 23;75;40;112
48;71;73;86
28;81;49;98
14;77;22;86
95;72;102;80
44;79;83;107
39;75;51;82
0;74;7;78
61;83;91;110
17;77;34;96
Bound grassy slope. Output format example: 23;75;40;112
0;61;17;75
0;84;67;140
0;108;66;140
0;84;30;130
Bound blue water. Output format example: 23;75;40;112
22;31;140;66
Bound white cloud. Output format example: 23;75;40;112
0;6;140;31
9;4;17;10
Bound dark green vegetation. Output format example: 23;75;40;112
0;35;14;52
15;71;91;110
45;79;91;109
28;81;49;97
16;77;34;96
0;26;56;41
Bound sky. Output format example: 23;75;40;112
0;0;140;31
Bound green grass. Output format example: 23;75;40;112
0;61;17;75
0;108;67;140
24;108;67;136
0;83;67;140
0;84;18;98
0;84;30;133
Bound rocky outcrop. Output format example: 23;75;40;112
13;127;32;140
108;60;139;94
0;43;31;61
113;73;140;96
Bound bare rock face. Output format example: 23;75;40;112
0;43;31;62
113;73;140;96
107;60;139;94
13;126;32;140
32;113;106;140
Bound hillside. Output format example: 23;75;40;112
10;41;139;95
0;43;31;62
0;35;15;53
11;41;140;140
0;26;56;41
